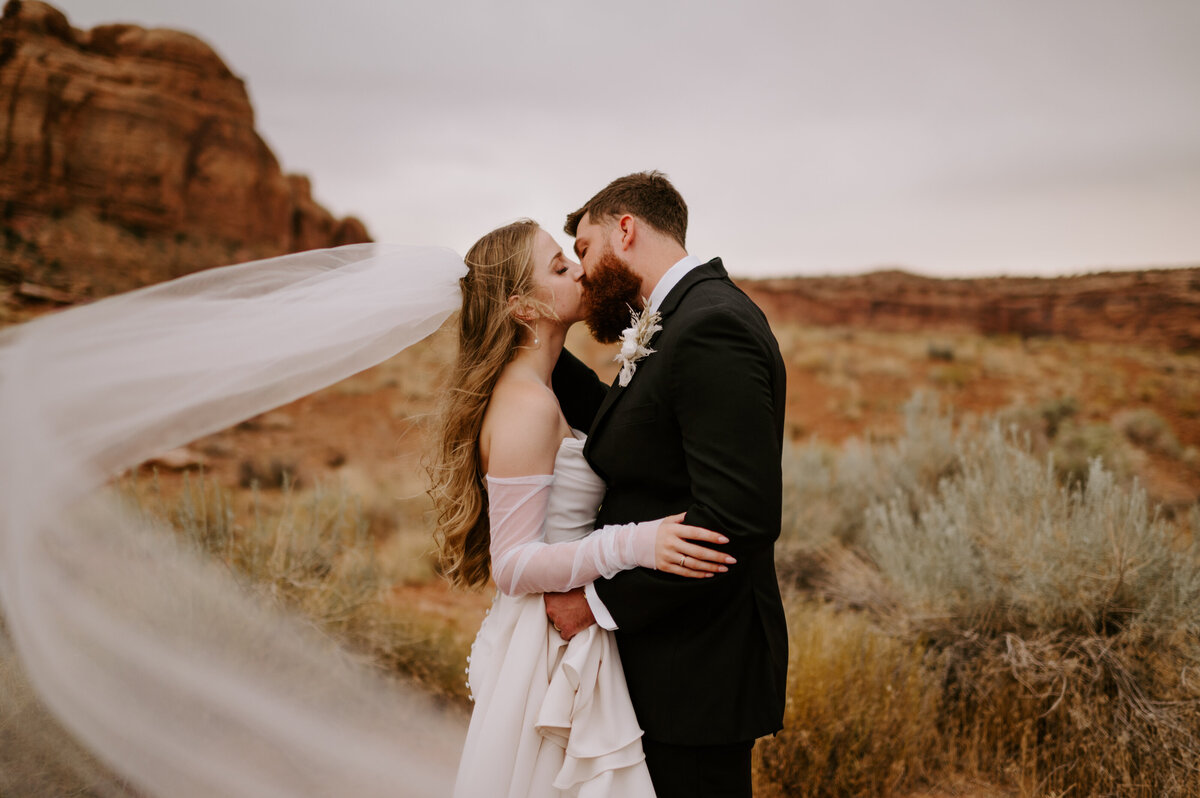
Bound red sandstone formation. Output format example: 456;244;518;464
0;0;369;297
742;268;1200;352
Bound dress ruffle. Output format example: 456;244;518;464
536;624;653;794
454;594;655;798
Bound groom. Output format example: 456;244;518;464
547;171;788;798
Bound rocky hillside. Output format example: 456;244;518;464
0;0;368;299
742;267;1200;352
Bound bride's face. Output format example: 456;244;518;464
528;228;584;326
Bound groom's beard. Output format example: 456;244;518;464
581;249;644;344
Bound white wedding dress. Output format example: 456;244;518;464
453;432;657;798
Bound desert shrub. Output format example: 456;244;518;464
1134;375;1163;402
929;362;972;389
780;393;958;555
1185;447;1200;468
994;397;1144;489
862;426;1200;796
926;341;955;361
237;456;302;489
754;600;943;798
994;395;1083;448
1113;407;1184;458
866;427;1199;634
778;393;1200;794
1051;419;1130;486
1037;395;1079;437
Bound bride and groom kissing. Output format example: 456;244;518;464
436;171;788;798
0;168;784;797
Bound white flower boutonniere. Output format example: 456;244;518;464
614;300;663;387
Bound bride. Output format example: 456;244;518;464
429;219;731;797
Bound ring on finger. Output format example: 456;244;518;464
679;555;688;568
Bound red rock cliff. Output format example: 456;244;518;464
0;0;369;297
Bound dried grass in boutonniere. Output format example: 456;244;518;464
614;300;662;387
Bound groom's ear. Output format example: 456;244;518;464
615;214;637;252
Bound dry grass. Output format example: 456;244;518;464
123;471;477;705
754;600;943;797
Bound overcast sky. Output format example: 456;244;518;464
54;0;1200;277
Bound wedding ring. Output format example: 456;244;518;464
679;555;687;568
553;623;562;633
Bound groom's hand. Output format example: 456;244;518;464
544;587;595;640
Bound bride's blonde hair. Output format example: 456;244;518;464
429;219;551;589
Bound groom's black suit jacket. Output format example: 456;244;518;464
553;258;788;746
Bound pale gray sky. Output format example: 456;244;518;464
55;0;1200;276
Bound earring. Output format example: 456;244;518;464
534;336;540;345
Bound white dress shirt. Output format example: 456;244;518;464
584;254;704;630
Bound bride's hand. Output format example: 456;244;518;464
654;513;736;578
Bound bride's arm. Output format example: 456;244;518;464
483;381;728;596
486;482;730;596
485;477;652;595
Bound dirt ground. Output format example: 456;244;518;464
140;320;1200;513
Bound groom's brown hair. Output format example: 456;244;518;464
565;170;688;248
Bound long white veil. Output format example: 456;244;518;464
0;244;469;797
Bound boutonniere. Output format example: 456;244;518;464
614;300;662;387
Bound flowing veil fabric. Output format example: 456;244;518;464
0;244;469;797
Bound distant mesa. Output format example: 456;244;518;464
741;268;1200;352
0;0;370;300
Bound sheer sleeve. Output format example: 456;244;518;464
485;475;659;596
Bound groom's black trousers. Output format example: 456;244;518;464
642;738;754;798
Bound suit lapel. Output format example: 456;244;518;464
585;258;729;451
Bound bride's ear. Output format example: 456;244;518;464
508;294;539;323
